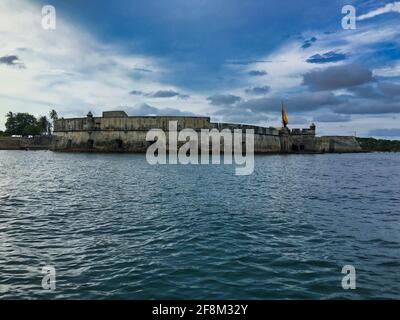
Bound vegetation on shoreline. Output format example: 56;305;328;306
356;137;400;152
2;110;58;137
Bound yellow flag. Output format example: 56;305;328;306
281;102;288;127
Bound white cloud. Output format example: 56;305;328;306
0;0;207;130
1;0;399;133
358;1;400;21
238;22;400;97
373;62;400;77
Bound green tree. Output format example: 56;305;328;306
5;112;41;136
38;116;50;135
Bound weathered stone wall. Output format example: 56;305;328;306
289;134;317;152
53;115;362;154
53;116;282;153
54;116;213;132
0;136;53;150
315;136;362;153
52;130;282;153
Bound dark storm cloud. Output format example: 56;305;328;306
248;70;268;76
0;55;19;65
377;82;400;97
301;37;317;49
347;84;383;99
237;91;341;113
348;81;400;100
207;94;242;106
313;113;352;123
332;99;400;114
245;85;271;95
368;128;400;137
306;51;347;64
0;55;25;68
303;65;373;91
129;90;144;95
122;103;196;116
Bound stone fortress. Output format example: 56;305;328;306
52;110;362;153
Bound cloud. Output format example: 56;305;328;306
132;67;153;73
347;81;400;100
303;65;373;91
332;99;400;114
287;115;310;125
129;90;144;95
313;113;352;123
373;62;400;77
237;91;341;113
130;89;190;99
241;23;400;96
306;51;347;64
301;37;317;49
358;2;400;21
0;0;206;128
1;0;399;134
178;94;190;99
148;90;180;98
225;59;270;65
368;128;400;137
347;84;383;99
0;55;25;68
212;107;271;124
377;82;400;97
207;94;242;106
123;103;196;116
244;85;270;95
248;70;267;76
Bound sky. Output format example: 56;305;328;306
0;0;400;138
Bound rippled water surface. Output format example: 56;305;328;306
0;151;399;299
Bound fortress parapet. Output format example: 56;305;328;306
290;123;316;136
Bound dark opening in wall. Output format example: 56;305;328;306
329;140;335;153
292;145;299;151
67;139;72;149
300;145;305;151
115;139;123;149
88;139;94;149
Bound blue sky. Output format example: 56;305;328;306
1;0;400;138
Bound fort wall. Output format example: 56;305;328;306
0;136;53;150
52;112;362;154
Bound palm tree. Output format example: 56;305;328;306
49;109;58;134
49;109;58;121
